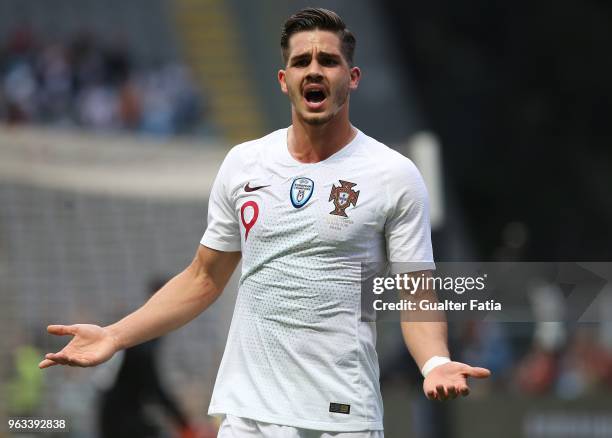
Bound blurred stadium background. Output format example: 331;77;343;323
1;0;611;437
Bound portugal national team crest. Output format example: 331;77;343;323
290;177;314;208
329;180;359;217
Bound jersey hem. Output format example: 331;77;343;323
200;236;241;252
208;406;384;432
389;261;436;274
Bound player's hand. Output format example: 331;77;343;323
38;324;120;369
423;361;490;401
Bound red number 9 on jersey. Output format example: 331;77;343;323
240;201;259;241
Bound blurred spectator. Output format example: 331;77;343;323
78;84;119;130
97;277;197;438
37;43;73;124
555;327;611;399
118;80;142;129
515;345;559;395
0;27;204;136
5;343;44;416
459;321;514;386
2;61;37;123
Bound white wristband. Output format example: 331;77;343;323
421;356;451;377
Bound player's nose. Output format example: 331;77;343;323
305;71;324;83
305;59;324;79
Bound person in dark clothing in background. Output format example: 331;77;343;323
98;277;195;438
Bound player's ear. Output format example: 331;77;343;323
349;66;361;91
278;69;288;94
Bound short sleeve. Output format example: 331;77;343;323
200;150;241;252
385;159;435;273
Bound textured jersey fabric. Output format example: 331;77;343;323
201;128;435;432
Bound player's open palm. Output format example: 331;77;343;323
423;361;490;401
38;324;119;369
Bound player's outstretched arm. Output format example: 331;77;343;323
39;245;240;369
400;271;491;401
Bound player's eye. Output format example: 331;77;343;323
320;58;339;66
292;58;309;67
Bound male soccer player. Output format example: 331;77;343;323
40;8;490;437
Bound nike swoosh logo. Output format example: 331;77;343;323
244;182;270;192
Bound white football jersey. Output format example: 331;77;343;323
201;128;435;432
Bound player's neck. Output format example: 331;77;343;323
288;112;356;163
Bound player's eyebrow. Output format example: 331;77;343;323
289;51;342;65
289;52;313;66
317;51;342;61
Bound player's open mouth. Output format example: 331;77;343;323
303;85;327;110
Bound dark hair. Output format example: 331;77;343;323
280;8;356;66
